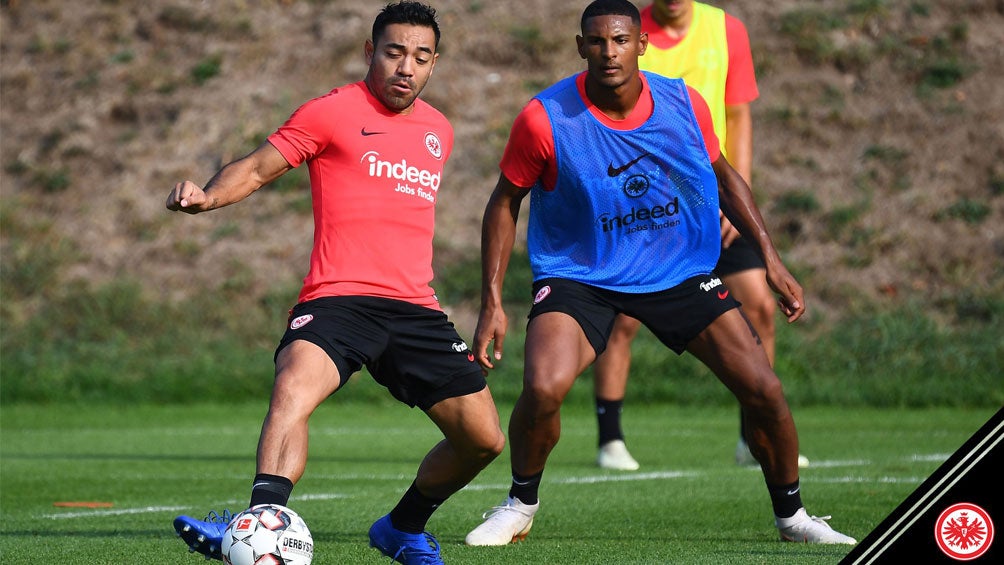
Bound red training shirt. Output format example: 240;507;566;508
268;81;453;309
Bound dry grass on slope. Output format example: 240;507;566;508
2;0;1002;325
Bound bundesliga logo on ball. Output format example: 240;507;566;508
221;504;313;565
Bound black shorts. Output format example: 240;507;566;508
715;236;765;277
528;274;740;356
276;296;486;410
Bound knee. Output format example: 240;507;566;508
745;295;777;334
268;377;315;422
482;429;506;461
268;382;298;414
522;378;566;416
738;373;786;413
460;427;505;466
609;316;641;345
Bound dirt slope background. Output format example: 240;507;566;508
2;0;1003;333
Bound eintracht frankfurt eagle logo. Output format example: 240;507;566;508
425;132;443;160
935;502;994;561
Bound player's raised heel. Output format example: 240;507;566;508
597;439;640;471
465;496;539;546
173;509;234;560
368;513;445;565
777;508;856;544
736;438;810;468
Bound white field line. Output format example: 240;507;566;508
42;493;351;520
290;493;352;502
460;470;697;492
813;476;928;484
40;453;943;520
306;473;416;481
908;453;954;462
14;427;436;437
795;459;871;468
42;505;191;520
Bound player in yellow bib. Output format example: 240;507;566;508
593;0;810;471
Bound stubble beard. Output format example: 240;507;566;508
371;75;422;113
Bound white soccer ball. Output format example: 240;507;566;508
221;504;314;565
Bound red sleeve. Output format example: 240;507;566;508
499;99;557;190
724;14;759;105
267;92;338;168
687;86;721;162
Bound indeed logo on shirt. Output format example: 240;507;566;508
597;197;681;233
361;151;441;191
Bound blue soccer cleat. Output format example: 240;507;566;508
173;509;234;560
368;513;445;565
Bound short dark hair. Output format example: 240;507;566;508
581;0;641;33
372;1;441;50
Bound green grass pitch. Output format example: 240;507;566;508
0;401;995;564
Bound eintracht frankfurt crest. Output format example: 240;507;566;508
936;503;994;561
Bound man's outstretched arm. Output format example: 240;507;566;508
166;142;292;214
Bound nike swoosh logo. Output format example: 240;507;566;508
718;290;729;300
607;152;651;177
361;127;387;136
786;487;800;496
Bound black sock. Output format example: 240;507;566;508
249;473;294;508
508;470;543;506
767;479;803;519
388;481;446;534
596;398;624;446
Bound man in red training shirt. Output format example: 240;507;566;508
166;3;503;564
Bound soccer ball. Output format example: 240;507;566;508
221;504;313;565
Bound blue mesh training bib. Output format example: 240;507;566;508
528;72;721;292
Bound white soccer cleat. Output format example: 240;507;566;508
597;439;640;471
777;508;857;544
735;438;810;468
465;496;538;546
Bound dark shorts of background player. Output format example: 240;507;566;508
275;296;486;411
715;236;765;276
529;274;740;357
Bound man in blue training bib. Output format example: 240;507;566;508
464;0;856;548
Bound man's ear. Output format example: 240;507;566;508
364;38;374;65
429;52;439;76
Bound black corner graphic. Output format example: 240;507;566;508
840;408;1002;564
